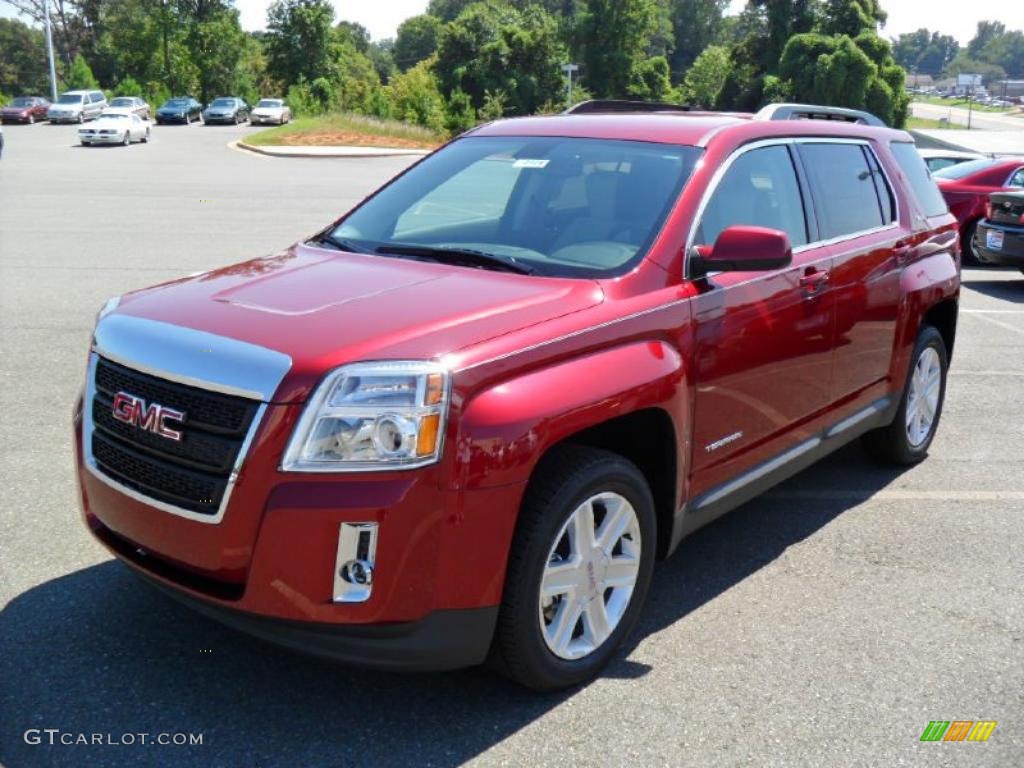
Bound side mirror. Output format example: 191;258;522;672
690;225;792;278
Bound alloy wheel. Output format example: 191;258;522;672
905;346;941;447
538;492;642;660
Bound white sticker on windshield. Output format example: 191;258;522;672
513;158;550;169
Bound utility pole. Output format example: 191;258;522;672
43;0;58;101
562;63;579;108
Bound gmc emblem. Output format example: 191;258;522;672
111;391;186;441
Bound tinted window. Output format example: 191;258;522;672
333;136;701;278
933;158;998;180
694;144;808;248
799;143;886;239
890;142;949;218
864;147;896;224
1008;169;1024;188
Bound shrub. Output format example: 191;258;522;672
385;57;446;132
114;75;143;97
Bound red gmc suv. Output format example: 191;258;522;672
73;102;960;690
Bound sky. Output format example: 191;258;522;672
2;0;1022;45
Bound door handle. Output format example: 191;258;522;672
799;269;830;292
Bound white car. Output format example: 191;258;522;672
917;148;985;173
249;98;292;125
79;108;151;146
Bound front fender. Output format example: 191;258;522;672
453;340;688;490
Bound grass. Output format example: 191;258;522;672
244;112;445;149
906;116;956;130
911;95;1015;113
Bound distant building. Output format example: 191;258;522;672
906;73;935;90
993;80;1024;99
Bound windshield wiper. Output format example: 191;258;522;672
375;244;538;275
309;232;371;254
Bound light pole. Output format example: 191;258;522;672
562;63;579;108
43;0;58;101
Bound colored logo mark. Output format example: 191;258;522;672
920;721;997;742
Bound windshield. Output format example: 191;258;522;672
210;99;235;107
57;94;83;104
257;100;282;108
933;158;999;180
331;136;700;278
164;99;188;107
11;98;34;107
110;98;133;105
100;112;129;120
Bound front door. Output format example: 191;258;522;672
688;143;836;492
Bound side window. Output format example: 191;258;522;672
694;144;808;248
1008;169;1024;188
889;142;949;218
799;143;888;239
863;146;896;225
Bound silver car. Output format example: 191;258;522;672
108;96;151;120
249;98;292;125
47;90;107;123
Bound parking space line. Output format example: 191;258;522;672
961;309;1024;314
963;312;1024;336
766;489;1024;501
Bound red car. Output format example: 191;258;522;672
933;156;1024;263
73;102;960;690
1;95;50;124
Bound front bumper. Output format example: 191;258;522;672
74;395;524;670
975;220;1024;266
80;133;125;144
49;114;80;123
204;115;236;124
157;114;189;123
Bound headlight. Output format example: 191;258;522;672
281;361;449;472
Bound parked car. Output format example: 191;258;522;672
917;148;984;173
78;108;151;146
47;90;107;123
108;96;151;120
1;96;51;124
974;191;1024;274
202;97;249;125
74;101;959;691
933;156;1024;263
249;98;291;125
155;97;202;124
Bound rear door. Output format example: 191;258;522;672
796;141;903;401
688;142;836;486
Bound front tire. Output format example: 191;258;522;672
863;326;948;465
490;445;656;691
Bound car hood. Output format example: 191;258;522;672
2;106;30;113
253;108;281;115
81;118;126;129
111;243;604;402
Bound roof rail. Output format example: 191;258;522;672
755;103;886;127
563;99;692;115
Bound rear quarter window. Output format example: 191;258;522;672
890;142;949;218
798;143;888;239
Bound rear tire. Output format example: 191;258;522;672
142;128;150;143
489;445;656;691
863;326;948;465
962;221;982;266
122;131;130;146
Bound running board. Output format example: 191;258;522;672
667;395;897;554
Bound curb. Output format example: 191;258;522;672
234;141;432;159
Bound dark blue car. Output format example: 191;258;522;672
155;97;202;125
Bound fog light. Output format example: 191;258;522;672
333;522;378;603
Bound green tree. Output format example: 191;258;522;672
65;53;99;90
435;2;566;115
818;0;886;37
189;8;249;103
628;55;675;100
0;18;53;96
265;0;337;87
427;0;478;22
668;0;729;75
682;44;730;106
385;56;446;131
394;14;443;70
981;30;1024;78
578;0;663;98
967;21;1005;60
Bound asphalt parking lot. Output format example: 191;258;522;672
1;121;1022;767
